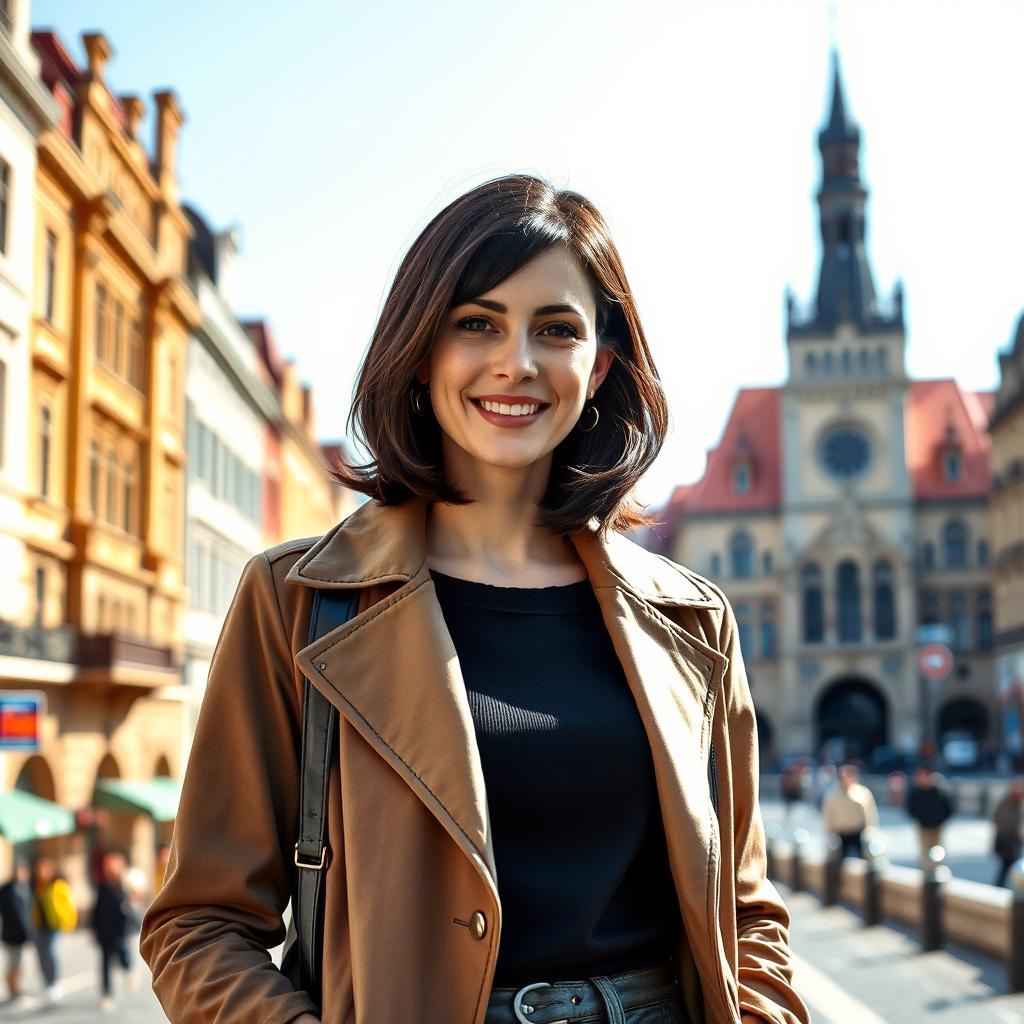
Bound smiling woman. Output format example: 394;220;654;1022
328;174;669;537
139;173;810;1024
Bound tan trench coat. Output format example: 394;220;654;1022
139;496;810;1024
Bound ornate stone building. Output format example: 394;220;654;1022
991;315;1024;759
651;58;996;767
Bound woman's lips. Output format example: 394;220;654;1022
470;398;549;428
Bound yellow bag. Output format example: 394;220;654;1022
34;879;77;932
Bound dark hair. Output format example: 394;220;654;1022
328;173;670;535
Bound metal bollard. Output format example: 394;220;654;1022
822;835;842;906
921;845;950;952
1009;859;1024;990
791;828;809;893
862;837;886;927
765;823;780;881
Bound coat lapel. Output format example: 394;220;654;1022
286;497;727;929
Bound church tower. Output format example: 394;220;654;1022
779;52;917;758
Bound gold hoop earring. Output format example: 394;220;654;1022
578;403;599;433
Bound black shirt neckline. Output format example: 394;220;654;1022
428;568;594;615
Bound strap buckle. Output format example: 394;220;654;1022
293;842;329;870
513;981;567;1023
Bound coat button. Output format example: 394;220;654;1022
469;910;487;940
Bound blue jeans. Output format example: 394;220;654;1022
31;929;57;987
485;959;690;1023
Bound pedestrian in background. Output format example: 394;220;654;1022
0;860;33;1004
822;763;878;859
781;764;804;820
992;778;1024;888
29;856;77;1005
905;763;955;869
91;850;141;1012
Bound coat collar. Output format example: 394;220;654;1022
284;495;723;611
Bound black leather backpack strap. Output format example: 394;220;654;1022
285;587;359;1009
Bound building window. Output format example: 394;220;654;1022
710;553;721;578
762;550;773;576
38;400;52;497
759;602;777;658
804;352;816;377
106;448;118;525
977;539;989;567
921;541;935;569
943;448;962;482
823;349;834;376
735;602;753;656
943;520;968;569
877;346;888;374
732;462;750;493
729;531;753;578
0;157;10;256
802;563;824;643
43;230;57;323
920;590;941;626
128;316;142;389
858;348;870;374
950;593;971;650
122;452;137;534
977;591;993;649
872;559;896;640
33;566;45;624
836;560;862;643
89;440;100;514
113;301;123;375
94;284;107;361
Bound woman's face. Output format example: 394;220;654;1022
421;242;614;492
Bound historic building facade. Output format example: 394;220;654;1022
991;315;1024;760
0;0;58;634
1;28;199;893
652;60;996;767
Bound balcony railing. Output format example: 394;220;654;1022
0;621;75;663
76;633;177;671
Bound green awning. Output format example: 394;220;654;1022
93;777;181;822
0;790;76;845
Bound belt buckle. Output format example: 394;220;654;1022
512;981;568;1024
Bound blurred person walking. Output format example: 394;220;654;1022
905;763;955;868
91;850;141;1012
0;860;33;1004
29;855;77;1005
992;778;1024;888
822;763;878;859
781;764;804;820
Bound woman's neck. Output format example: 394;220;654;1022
425;498;586;587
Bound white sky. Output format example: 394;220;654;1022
35;0;1024;508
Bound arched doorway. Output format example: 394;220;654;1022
815;678;888;763
13;756;61;860
938;698;990;742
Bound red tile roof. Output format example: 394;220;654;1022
648;378;995;552
906;379;993;500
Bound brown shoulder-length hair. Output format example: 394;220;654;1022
329;173;669;536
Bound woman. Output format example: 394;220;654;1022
29;856;76;1006
140;174;809;1024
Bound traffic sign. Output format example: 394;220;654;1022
917;643;953;680
0;692;45;751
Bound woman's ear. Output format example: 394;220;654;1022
590;344;615;393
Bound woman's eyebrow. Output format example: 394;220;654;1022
461;298;587;317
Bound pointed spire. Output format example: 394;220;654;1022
819;50;859;145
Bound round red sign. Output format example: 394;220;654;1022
917;643;953;680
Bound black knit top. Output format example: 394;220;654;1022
429;568;680;987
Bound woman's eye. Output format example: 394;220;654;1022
541;322;580;339
454;316;491;332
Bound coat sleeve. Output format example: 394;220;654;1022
717;593;811;1024
138;552;321;1024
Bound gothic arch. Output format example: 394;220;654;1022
814;677;889;763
